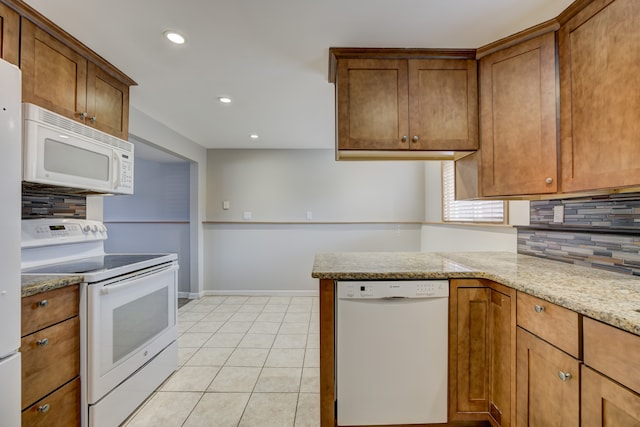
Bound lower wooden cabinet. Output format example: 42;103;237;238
449;279;515;427
22;377;80;427
516;327;580;426
21;284;80;427
582;366;640;426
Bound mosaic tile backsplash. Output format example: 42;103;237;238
22;185;87;219
518;193;640;275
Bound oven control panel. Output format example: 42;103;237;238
22;219;107;248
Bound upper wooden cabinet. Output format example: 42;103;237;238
0;2;19;65
478;31;558;197
19;16;134;140
330;49;478;159
559;0;640;193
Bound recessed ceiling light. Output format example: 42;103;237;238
164;30;186;45
218;97;232;104
250;134;259;140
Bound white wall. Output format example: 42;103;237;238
207;149;425;222
116;107;207;297
103;158;191;293
205;223;422;294
205;149;425;294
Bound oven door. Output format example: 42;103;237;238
86;262;178;403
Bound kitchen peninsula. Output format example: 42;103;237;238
313;252;640;427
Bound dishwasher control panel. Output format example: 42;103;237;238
337;280;449;299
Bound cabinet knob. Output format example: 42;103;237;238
36;338;49;347
412;135;419;143
558;371;572;381
38;403;50;413
37;299;49;307
89;116;97;124
401;135;408;143
534;304;545;313
545;177;553;184
78;112;88;120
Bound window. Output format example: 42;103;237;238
441;161;505;223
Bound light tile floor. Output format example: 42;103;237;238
122;296;320;427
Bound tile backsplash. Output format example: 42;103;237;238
518;193;640;275
22;184;87;219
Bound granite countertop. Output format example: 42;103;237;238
312;251;640;336
22;275;84;298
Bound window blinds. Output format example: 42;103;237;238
441;161;504;223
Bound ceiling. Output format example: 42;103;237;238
24;0;573;151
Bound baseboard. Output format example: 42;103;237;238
178;291;205;299
203;289;319;297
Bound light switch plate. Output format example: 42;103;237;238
553;205;564;223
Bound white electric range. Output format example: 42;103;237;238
22;218;179;427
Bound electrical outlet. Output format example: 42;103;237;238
243;211;252;220
553;205;564;223
306;211;313;220
223;201;230;210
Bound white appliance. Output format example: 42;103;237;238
22;102;134;194
22;219;179;427
336;280;449;426
0;58;22;427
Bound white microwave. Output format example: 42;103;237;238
22;103;134;195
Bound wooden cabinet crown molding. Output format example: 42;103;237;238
0;0;136;87
476;19;559;59
328;47;477;83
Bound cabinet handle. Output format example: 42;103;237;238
401;135;408;143
558;371;572;381
38;403;50;413
89;116;97;124
412;135;419;143
37;299;49;307
36;338;49;347
545;177;553;184
78;112;88;120
534;304;545;313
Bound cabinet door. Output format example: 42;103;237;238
87;63;130;139
449;285;490;420
582;366;640;427
480;33;557;197
20;19;88;122
489;290;513;427
516;327;580;427
559;0;640;192
336;58;409;150
409;59;478;151
0;2;19;65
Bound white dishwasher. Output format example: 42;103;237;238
336;280;448;426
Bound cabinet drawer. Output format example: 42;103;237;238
21;316;80;409
22;284;79;336
516;292;581;358
584;317;640;393
22;377;80;427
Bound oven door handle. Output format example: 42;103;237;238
99;264;177;295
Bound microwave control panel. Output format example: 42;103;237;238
117;152;134;193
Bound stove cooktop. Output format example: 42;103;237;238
22;253;177;282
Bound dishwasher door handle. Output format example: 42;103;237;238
382;296;407;300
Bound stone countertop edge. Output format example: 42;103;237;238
22;275;84;298
312;251;640;337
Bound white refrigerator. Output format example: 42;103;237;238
0;57;22;427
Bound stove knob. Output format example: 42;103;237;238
92;225;99;232
83;225;91;233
